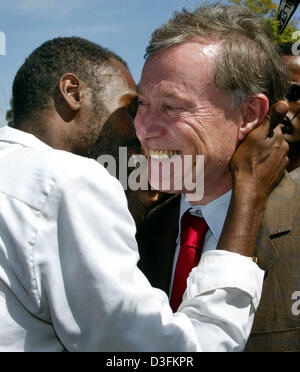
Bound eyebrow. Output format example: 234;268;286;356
160;90;185;100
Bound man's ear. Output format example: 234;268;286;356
238;94;269;141
59;73;83;112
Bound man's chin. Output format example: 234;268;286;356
148;178;182;194
147;154;204;200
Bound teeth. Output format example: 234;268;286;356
149;150;181;160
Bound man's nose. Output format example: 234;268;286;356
134;108;165;142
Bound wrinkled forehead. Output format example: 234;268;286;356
139;40;221;96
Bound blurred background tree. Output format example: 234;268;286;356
229;0;299;43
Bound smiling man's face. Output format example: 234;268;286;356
134;41;243;203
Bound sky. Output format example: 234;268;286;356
0;0;298;126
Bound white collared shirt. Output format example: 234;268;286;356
0;126;264;352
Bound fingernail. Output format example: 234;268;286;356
275;101;289;114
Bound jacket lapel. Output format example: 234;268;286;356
256;173;297;271
137;194;181;294
155;195;181;294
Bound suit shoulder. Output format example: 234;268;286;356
145;194;181;222
137;194;180;243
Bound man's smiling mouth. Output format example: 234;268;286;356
149;150;182;160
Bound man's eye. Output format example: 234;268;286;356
165;105;181;111
137;101;149;107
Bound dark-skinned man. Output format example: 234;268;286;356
0;36;289;351
279;41;300;183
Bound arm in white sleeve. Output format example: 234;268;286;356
180;250;263;352
35;159;264;352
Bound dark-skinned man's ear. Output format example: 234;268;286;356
59;73;82;112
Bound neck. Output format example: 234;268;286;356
186;171;232;206
19;117;74;153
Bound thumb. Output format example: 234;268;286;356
269;100;289;128
256;100;289;138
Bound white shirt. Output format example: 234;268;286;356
0;126;264;352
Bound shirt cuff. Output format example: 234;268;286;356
186;250;265;310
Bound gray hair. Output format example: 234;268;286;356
145;3;289;107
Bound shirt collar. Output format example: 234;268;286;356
180;190;232;242
0;126;51;151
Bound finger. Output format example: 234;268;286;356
272;126;289;151
253;113;271;139
281;138;290;156
251;101;289;139
268;101;289;138
273;123;284;140
285;155;290;169
278;142;290;162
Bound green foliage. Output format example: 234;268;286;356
229;0;299;43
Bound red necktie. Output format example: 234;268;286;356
170;210;209;312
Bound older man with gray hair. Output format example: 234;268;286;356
136;3;300;352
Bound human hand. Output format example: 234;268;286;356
230;101;290;202
218;101;290;257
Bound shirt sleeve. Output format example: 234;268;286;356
35;159;264;352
